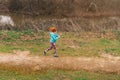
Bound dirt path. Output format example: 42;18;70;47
0;51;120;73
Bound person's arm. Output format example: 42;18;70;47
52;34;59;41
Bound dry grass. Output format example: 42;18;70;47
4;15;120;32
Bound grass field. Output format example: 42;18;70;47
0;30;120;80
0;30;120;56
0;69;120;80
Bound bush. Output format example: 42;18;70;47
8;0;23;12
7;0;120;17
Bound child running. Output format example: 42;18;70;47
43;27;60;57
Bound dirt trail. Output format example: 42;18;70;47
0;51;120;73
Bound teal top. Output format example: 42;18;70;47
50;32;59;43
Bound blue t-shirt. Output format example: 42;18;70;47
50;32;59;43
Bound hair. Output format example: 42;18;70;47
49;27;57;32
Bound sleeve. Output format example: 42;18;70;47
52;34;59;41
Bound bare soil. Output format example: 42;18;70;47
0;51;120;74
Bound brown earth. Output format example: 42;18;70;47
0;51;120;74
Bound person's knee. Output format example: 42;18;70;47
50;47;53;50
53;47;56;49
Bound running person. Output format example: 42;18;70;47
43;27;60;57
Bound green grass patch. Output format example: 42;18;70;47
99;39;111;45
0;30;119;56
0;30;21;42
113;30;120;41
0;69;120;80
104;47;120;56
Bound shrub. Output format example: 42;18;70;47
8;0;23;12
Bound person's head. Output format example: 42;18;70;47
49;27;57;32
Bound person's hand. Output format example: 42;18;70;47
58;35;60;38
